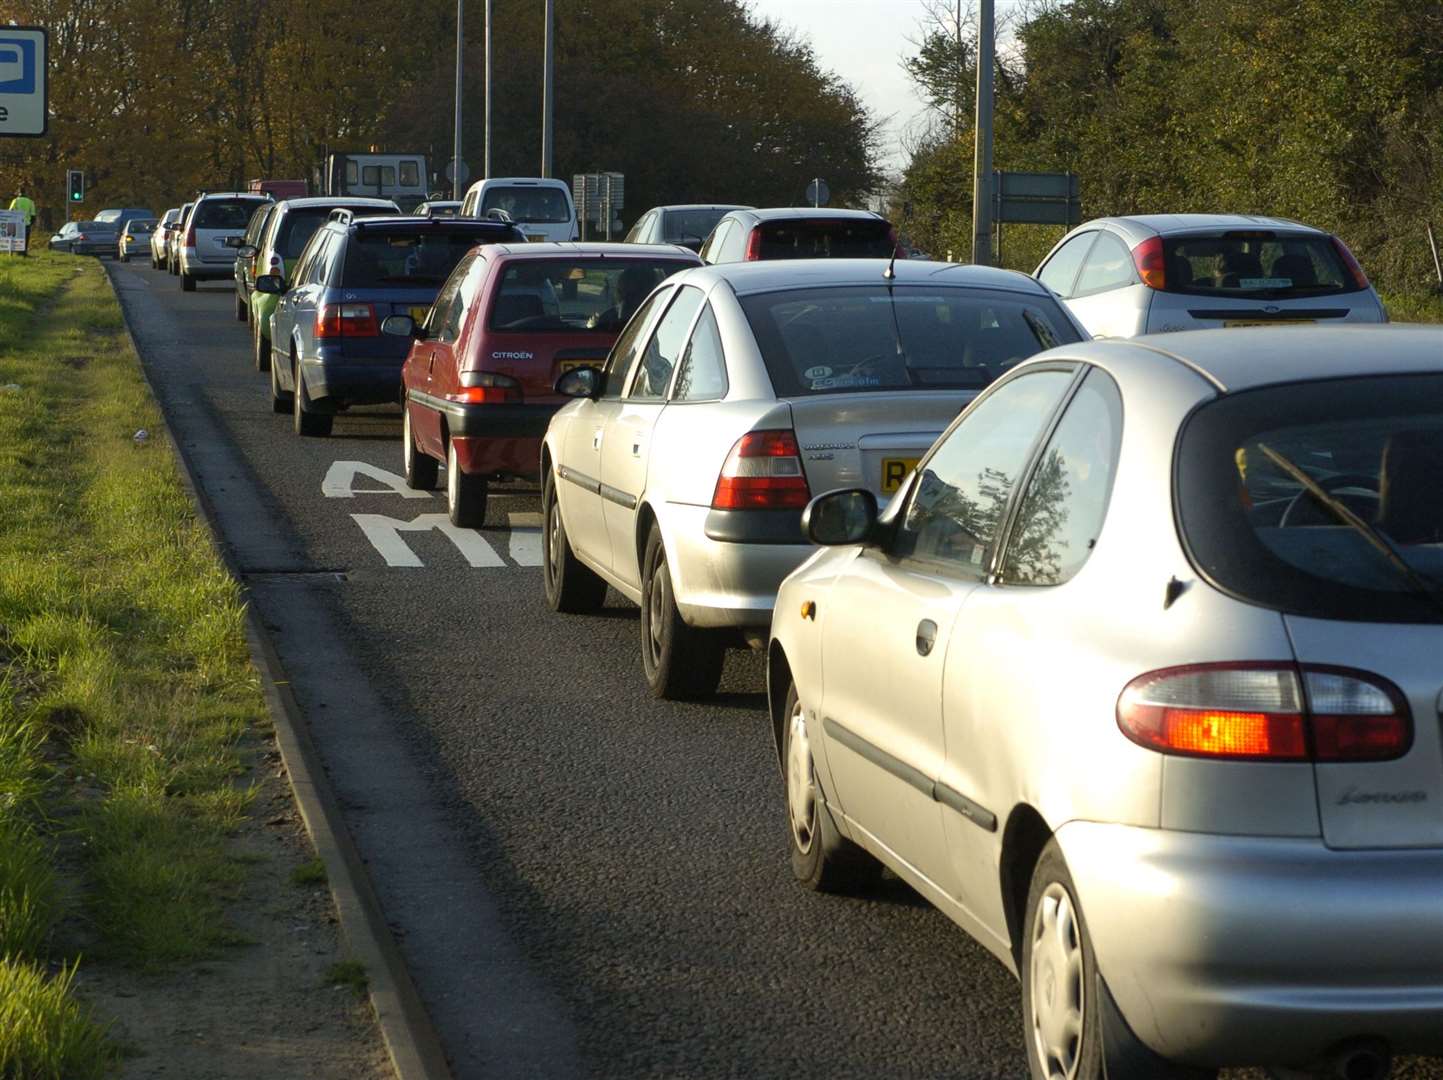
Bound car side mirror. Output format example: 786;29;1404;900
381;314;425;339
802;489;879;546
236;244;258;258
555;366;601;399
254;274;285;295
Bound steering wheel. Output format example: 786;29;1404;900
1278;473;1380;528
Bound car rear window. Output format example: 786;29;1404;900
341;228;504;287
739;285;1081;396
479;186;571;224
488;259;692;332
663;209;729;245
1177;374;1443;624
1162;232;1358;297
755;219;894;260
94;210;121;223
126;221;155;234
277;206;392;260
194;198;267;230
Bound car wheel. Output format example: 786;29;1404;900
181;272;196;292
292;358;332;436
121;252;129;263
234;292;246;321
445;439;486;527
402;406;438;490
639;524;725;700
783;679;882;892
254;325;271;374
541;471;606;614
269;349;291;414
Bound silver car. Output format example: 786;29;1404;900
152;208;179;268
177;191;270;292
768;324;1443;1079
1034;214;1388;338
541;259;1086;699
166;202;193;275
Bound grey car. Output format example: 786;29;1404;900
1034;213;1388;337
165;202;193;275
50;220;117;256
541;259;1086;700
769;324;1443;1079
118;218;156;262
624;204;751;252
697;207;899;264
177;191;271;292
151;208;179;268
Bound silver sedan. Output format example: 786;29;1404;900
541;259;1086;700
768;325;1443;1079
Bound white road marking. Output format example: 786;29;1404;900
323;460;432;499
506;512;542;567
352;513;505;568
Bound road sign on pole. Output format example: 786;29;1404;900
992;171;1081;226
0;27;48;138
805;178;829;208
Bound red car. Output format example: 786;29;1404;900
391;242;702;526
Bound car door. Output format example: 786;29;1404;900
599;285;706;588
1060;230;1148;338
408;255;475;458
269;238;313;375
938;365;1123;925
558;286;673;574
819;365;1079;894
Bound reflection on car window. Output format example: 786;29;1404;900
1073;232;1135;294
430;254;477;344
602;289;668;399
489;259;687;334
892;370;1074;575
673;304;728;401
630;287;703;401
480;186;571;224
1037;232;1096;297
1002;369;1123;585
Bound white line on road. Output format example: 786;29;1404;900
352;513;506;567
323;460;432;499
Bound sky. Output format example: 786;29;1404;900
746;0;1028;175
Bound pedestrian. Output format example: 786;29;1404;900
7;188;36;256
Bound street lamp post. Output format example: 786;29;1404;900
452;0;464;200
541;0;554;178
970;0;994;266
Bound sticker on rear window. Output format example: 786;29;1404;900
803;365;833;380
1238;277;1292;289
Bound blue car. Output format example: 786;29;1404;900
259;212;521;436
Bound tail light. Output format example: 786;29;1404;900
1132;236;1166;290
744;228;762;261
452;371;521;404
315;302;378;338
1330;236;1370;289
711;430;810;510
1117;663;1410;762
268;254;283;274
184;221;196;247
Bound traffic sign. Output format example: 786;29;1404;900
805;177;830;207
993;170;1081;226
444;159;470;185
0;27;48;138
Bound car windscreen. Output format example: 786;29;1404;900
1177;374;1443;624
756;219;894;260
663;209;729;245
479;186;571;224
739;285;1081;396
194;199;268;230
488;259;691;332
341;229;500;287
93;210;122;223
1161;232;1360;298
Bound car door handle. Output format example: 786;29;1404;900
427;351;434;374
631;440;642;457
593;429;603;450
916;619;938;657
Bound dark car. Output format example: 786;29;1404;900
259;212;524;436
51;220;119;256
389;241;702;526
232;202;281;322
624;204;751;252
697;207;900;264
93;207;156;231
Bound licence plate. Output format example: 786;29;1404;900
525;233;545;243
1224;319;1315;327
881;457;920;493
557;359;596;375
409;306;429;324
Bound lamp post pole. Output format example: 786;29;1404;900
541;0;555;177
452;0;464;200
970;0;994;265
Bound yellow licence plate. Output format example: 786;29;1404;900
557;359;596;375
881;457;920;493
1224;319;1315;327
409;306;429;324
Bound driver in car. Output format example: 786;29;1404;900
587;266;655;330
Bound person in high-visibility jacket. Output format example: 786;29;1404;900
7;189;36;256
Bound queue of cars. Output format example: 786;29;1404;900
135;179;1439;1079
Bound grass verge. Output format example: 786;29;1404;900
0;250;270;1073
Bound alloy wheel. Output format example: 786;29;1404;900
785;696;817;855
1030;882;1086;1080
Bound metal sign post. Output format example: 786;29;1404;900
970;0;994;265
483;0;493;179
0;26;48;138
452;0;464;200
541;0;554;177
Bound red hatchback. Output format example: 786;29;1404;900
391;242;701;526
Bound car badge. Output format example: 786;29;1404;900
1263;305;1281;314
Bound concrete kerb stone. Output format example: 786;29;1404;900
102;263;454;1080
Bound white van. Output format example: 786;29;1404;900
460;177;577;242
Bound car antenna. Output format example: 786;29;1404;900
882;200;910;281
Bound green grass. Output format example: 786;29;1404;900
0;960;112;1080
289;858;327;887
1378;290;1443;323
0;249;273;1068
323;960;368;998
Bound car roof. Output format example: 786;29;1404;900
472;176;569;186
1065;326;1443;393
1082;213;1324;240
278;196;398;210
652;204;752;213
482;240;699;260
734;207;885;223
194;192;270;200
343;215;515;232
686;257;1053;298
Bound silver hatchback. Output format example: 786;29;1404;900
541;259;1086;699
1034;214;1388;337
769;325;1443;1078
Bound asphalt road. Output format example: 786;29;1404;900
105;260;1443;1080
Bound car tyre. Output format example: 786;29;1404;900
541;471;606;614
783;679;882;892
181;271;196;292
120;252;129;263
254;325;271;374
639;524;725;700
402;406;438;490
269;350;291;414
234;291;246;321
292;358;332;436
445;439;486;527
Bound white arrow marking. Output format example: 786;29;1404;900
352;513;504;567
323;460;432;499
507;512;543;566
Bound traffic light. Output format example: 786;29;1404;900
67;169;84;203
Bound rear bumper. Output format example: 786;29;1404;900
178;249;235;279
407;389;558;479
660;503;813;628
302;356;404;407
1060;821;1443;1067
